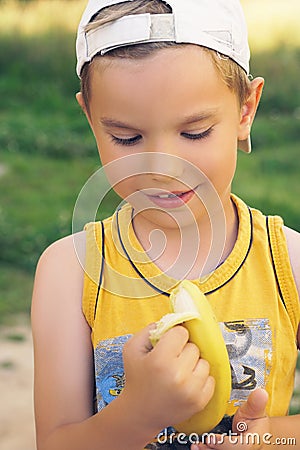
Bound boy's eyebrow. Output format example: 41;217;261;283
100;117;138;130
100;110;219;130
181;110;219;125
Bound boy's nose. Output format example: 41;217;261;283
145;152;185;181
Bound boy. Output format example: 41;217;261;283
32;0;300;449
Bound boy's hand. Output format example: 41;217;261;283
191;388;270;449
120;324;215;435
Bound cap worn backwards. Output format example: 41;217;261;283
76;0;251;153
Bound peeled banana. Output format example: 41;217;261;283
149;280;231;435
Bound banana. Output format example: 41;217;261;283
149;280;231;435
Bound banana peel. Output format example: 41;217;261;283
149;280;231;435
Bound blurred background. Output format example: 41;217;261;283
0;0;299;448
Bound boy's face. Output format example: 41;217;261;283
80;46;252;228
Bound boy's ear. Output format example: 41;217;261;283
76;92;93;128
76;92;86;113
238;77;264;142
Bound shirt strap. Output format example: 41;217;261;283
82;221;105;329
266;215;300;335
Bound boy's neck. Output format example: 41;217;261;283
132;195;239;280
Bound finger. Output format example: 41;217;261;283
233;388;268;429
177;341;200;370
189;366;215;412
154;325;189;355
199;374;215;408
124;323;156;357
193;357;210;377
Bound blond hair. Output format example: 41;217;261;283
80;0;251;110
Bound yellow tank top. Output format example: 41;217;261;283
82;194;299;439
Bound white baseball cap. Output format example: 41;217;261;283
76;0;251;152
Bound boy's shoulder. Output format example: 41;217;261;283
32;231;88;352
38;230;86;265
35;231;86;290
283;226;300;298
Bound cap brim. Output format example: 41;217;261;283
238;135;251;153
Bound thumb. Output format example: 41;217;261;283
123;323;156;358
233;388;268;431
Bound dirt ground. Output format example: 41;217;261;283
0;321;35;450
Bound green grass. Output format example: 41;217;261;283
0;32;95;159
0;263;33;323
251;47;300;115
0;151;100;271
233;138;300;232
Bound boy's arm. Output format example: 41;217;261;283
284;226;300;294
31;233;157;450
284;226;300;345
31;232;93;447
32;234;214;450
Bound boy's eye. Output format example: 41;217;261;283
110;126;213;146
110;135;142;146
181;127;213;141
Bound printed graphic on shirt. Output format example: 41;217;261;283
220;319;272;405
94;318;272;411
94;334;130;410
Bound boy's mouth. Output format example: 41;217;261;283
146;188;196;208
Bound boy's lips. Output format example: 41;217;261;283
145;188;197;209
